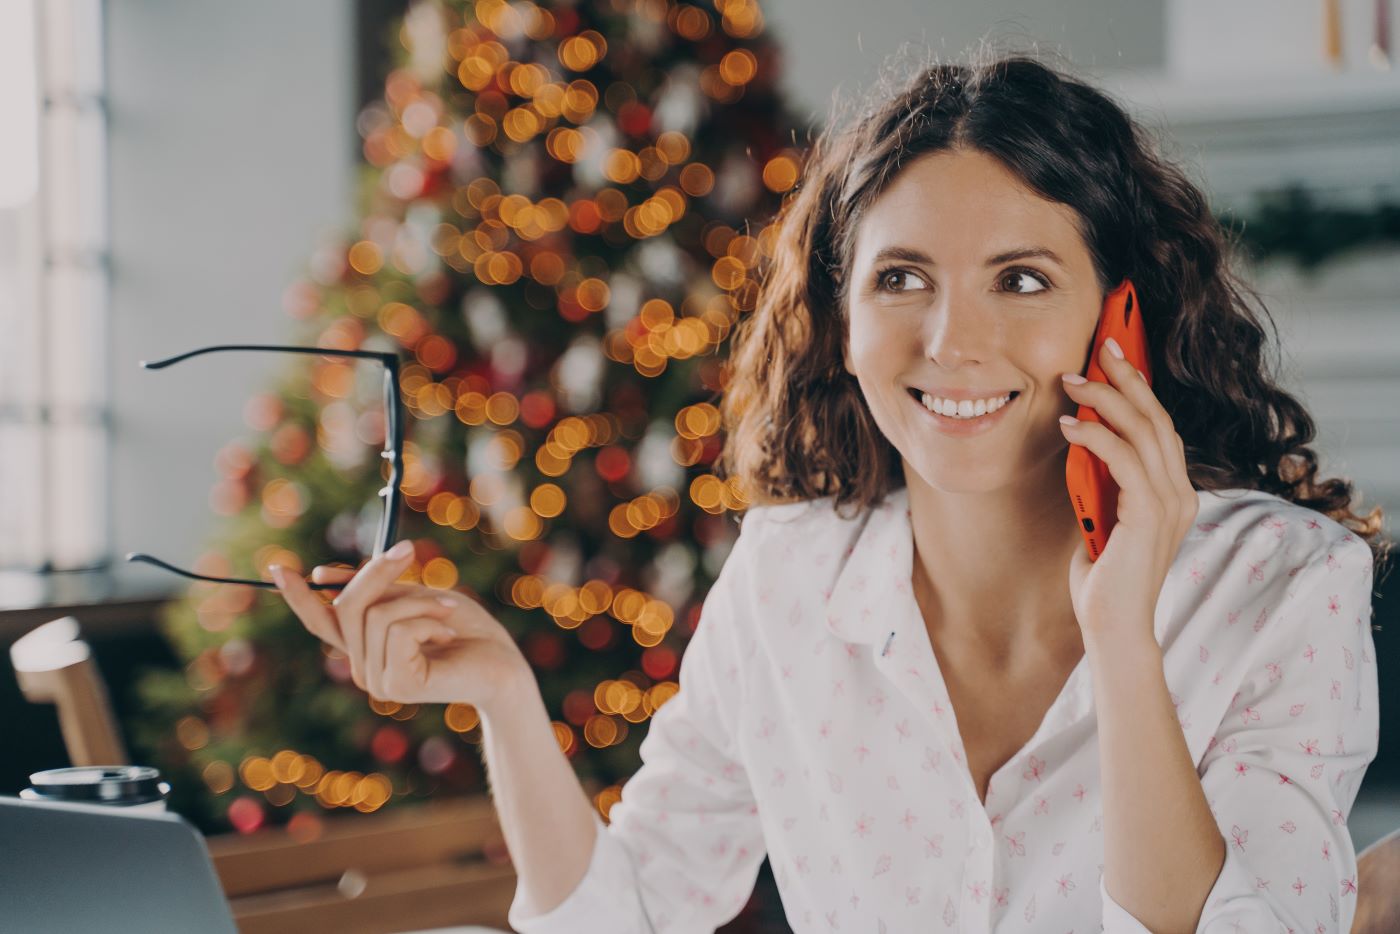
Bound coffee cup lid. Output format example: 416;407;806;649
27;766;168;804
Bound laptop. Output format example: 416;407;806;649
0;794;238;933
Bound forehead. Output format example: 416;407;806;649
853;149;1087;263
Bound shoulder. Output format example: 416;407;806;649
1161;490;1376;749
1164;488;1373;651
715;491;890;624
731;492;877;557
1187;486;1372;578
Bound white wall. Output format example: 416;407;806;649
761;0;1166;128
107;0;354;594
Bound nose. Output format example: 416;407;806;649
920;294;995;367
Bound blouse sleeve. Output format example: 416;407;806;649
1101;533;1379;933
507;517;768;934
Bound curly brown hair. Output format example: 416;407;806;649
715;46;1393;586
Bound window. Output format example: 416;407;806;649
0;0;109;596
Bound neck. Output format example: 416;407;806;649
904;454;1084;663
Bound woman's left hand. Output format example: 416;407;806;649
1058;337;1198;643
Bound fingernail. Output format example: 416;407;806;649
436;596;457;607
1059;415;1079;426
1104;337;1125;359
387;540;413;560
269;565;285;588
1061;372;1087;385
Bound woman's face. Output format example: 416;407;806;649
843;147;1104;493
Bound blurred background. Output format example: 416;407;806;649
1;1;1396;930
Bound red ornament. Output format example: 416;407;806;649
641;645;678;680
227;796;266;834
553;8;580;35
698;434;723;464
645;511;679;541
578;616;615;651
594;445;631;483
371;724;410;764
519;391;556;429
523;630;565;670
562;689;595;726
518;541;550;574
617;101;652;137
557;292;589;322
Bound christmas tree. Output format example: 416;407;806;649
133;0;810;876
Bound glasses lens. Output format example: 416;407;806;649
134;347;400;586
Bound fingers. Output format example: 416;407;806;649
271;565;347;654
363;595;457;697
332;541;416;621
1063;342;1174;519
1096;339;1179;519
313;564;422;605
331;541;418;686
277;545;475;700
378;617;459;701
311;565;356;585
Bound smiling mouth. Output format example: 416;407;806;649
905;387;1021;418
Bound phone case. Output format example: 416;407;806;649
1065;278;1152;562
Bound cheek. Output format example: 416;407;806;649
1019;329;1090;385
846;312;913;374
844;316;875;366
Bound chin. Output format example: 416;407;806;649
898;454;1017;495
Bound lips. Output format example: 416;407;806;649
905;386;1022;433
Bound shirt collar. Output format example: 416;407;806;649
823;484;1193;646
820;483;1101;742
823;485;915;647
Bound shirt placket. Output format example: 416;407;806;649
868;563;1098;934
961;808;996;932
870;594;999;933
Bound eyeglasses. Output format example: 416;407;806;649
125;344;404;592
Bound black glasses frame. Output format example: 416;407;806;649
125;344;404;591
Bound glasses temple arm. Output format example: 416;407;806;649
139;345;397;369
124;553;345;591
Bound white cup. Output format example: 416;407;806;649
19;765;171;814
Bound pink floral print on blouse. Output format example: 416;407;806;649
507;484;1379;933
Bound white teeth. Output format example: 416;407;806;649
919;391;1013;419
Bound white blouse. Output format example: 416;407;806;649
507;484;1379;933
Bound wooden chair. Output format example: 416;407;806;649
1356;827;1400;933
11;615;521;933
11;615;129;766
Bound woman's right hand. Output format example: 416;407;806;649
270;541;532;714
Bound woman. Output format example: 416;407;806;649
272;50;1389;932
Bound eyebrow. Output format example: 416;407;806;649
869;245;1067;269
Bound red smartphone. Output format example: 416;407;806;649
1065;278;1151;562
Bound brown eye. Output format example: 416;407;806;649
1001;269;1050;294
877;268;926;293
